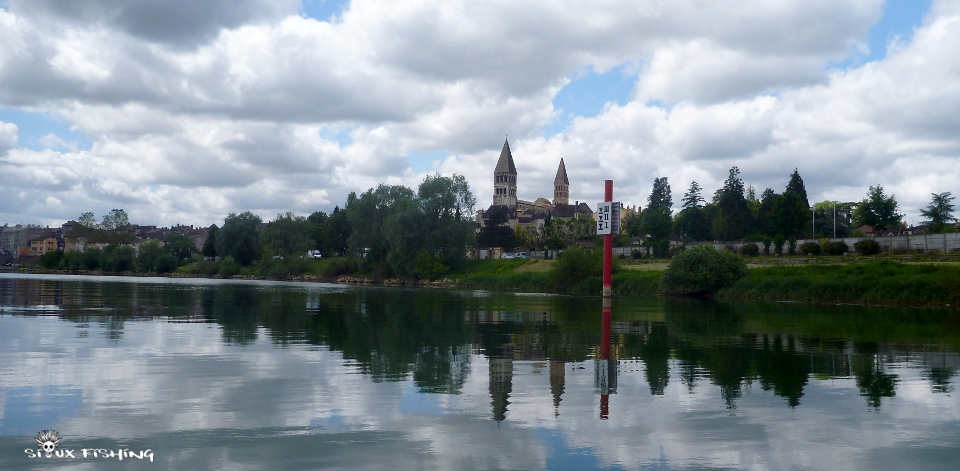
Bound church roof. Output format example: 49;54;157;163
554;158;569;185
494;139;517;174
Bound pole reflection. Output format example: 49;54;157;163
595;297;617;419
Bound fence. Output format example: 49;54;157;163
689;232;960;254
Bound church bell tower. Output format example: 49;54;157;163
493;139;517;208
553;158;569;205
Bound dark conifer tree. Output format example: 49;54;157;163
716;166;751;240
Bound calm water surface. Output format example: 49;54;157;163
1;273;958;470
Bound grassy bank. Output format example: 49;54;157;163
450;258;960;308
115;255;960;308
451;259;661;296
719;260;960;307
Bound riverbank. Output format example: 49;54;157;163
9;255;960;309
451;257;960;309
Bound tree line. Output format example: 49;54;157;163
199;174;476;279
624;167;956;251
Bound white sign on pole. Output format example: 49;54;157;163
597;202;620;235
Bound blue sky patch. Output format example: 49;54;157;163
317;125;355;148
831;0;931;69
0;107;93;153
407;151;449;174
299;0;350;22
544;66;635;137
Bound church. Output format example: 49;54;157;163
477;139;594;230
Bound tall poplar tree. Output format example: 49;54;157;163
716;166;750;240
642;177;673;242
776;169;811;237
675;181;710;240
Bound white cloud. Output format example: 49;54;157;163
0;0;956;226
0;121;16;152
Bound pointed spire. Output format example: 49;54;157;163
494;139;516;174
554;158;569;185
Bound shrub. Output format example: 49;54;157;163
59;250;78;270
788;238;797;255
80;248;102;270
552;247;603;291
101;245;135;272
645;240;669;258
854;239;880;256
631;249;642;259
739;243;759;257
661;245;748;296
324;257;359;276
218;256;242;277
415;251;448;280
154;253;179;274
773;235;785;255
39;250;64;269
762;237;771;255
191;260;220;276
799;242;821;256
823;241;849;256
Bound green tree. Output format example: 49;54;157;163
853;185;903;232
920;192;956;233
775;190;808;238
40;250;64;269
647;177;672;212
164;231;196;263
716;167;751;240
661;244;747;295
776;169;811;238
346;184;416;261
320;205;351;257
216;211;263;266
414;174;476;269
77;212;98;228
812;201;855;238
307;211;328;251
101;209;130;231
202;225;219;258
100;244;135;272
675;181;710;241
785;169;810;207
642;177;673;242
154;253;178;274
478;206;519;249
136;240;165;273
757;188;780;237
263;212;314;258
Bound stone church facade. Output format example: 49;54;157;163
477;139;594;231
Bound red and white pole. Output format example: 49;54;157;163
600;180;613;415
602;180;613;298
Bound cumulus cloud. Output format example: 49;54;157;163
0;121;16;152
0;0;956;226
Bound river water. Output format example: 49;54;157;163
0;273;958;470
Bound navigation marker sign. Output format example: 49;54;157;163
596;202;620;235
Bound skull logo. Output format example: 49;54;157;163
35;430;62;457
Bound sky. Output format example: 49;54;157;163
0;0;957;228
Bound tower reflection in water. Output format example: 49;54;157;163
595;297;617;419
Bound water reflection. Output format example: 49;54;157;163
2;274;960;469
1;274;958;415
